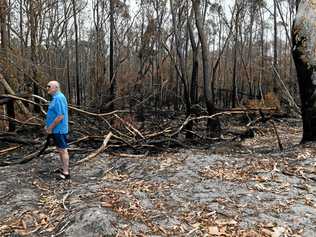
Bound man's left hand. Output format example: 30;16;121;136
46;127;53;134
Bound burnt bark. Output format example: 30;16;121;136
72;0;80;105
192;0;220;135
29;0;40;113
0;0;15;131
292;1;316;142
170;0;192;138
109;0;115;111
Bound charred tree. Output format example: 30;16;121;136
192;0;220;135
188;7;198;106
292;0;316;142
109;0;115;111
72;0;80;105
0;0;15;131
272;0;279;95
170;0;192;138
29;0;40;113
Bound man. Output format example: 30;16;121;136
45;81;70;180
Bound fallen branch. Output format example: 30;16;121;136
68;136;90;145
32;94;128;117
77;132;113;164
0;94;46;115
145;127;172;139
170;111;250;137
0;145;22;155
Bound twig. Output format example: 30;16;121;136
111;151;149;158
62;190;74;211
68;135;90;145
145;127;172;139
0;190;14;201
54;220;71;237
270;121;283;151
102;167;114;177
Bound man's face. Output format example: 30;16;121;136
47;83;58;95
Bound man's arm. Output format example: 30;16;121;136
46;115;64;134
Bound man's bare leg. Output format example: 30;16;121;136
58;148;69;175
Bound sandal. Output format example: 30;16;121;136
56;172;70;180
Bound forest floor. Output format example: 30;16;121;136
0;117;316;236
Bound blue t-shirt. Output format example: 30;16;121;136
46;92;68;134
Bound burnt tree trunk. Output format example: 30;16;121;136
109;0;115;111
273;0;279;95
0;0;15;131
192;0;220;135
292;0;316;142
188;8;198;105
72;0;80;105
29;0;40;113
170;0;192;138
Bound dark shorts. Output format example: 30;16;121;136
52;133;68;149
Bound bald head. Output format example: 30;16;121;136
47;81;61;95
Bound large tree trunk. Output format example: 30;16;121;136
0;0;15;131
72;0;80;105
272;0;279;94
231;5;239;108
192;0;220;135
188;8;198;105
292;0;316;142
0;0;8;51
29;0;40;113
170;0;192;138
109;0;115;111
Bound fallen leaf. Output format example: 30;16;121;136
208;226;221;235
192;222;201;228
215;219;237;226
101;202;113;208
271;227;285;237
261;226;286;237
